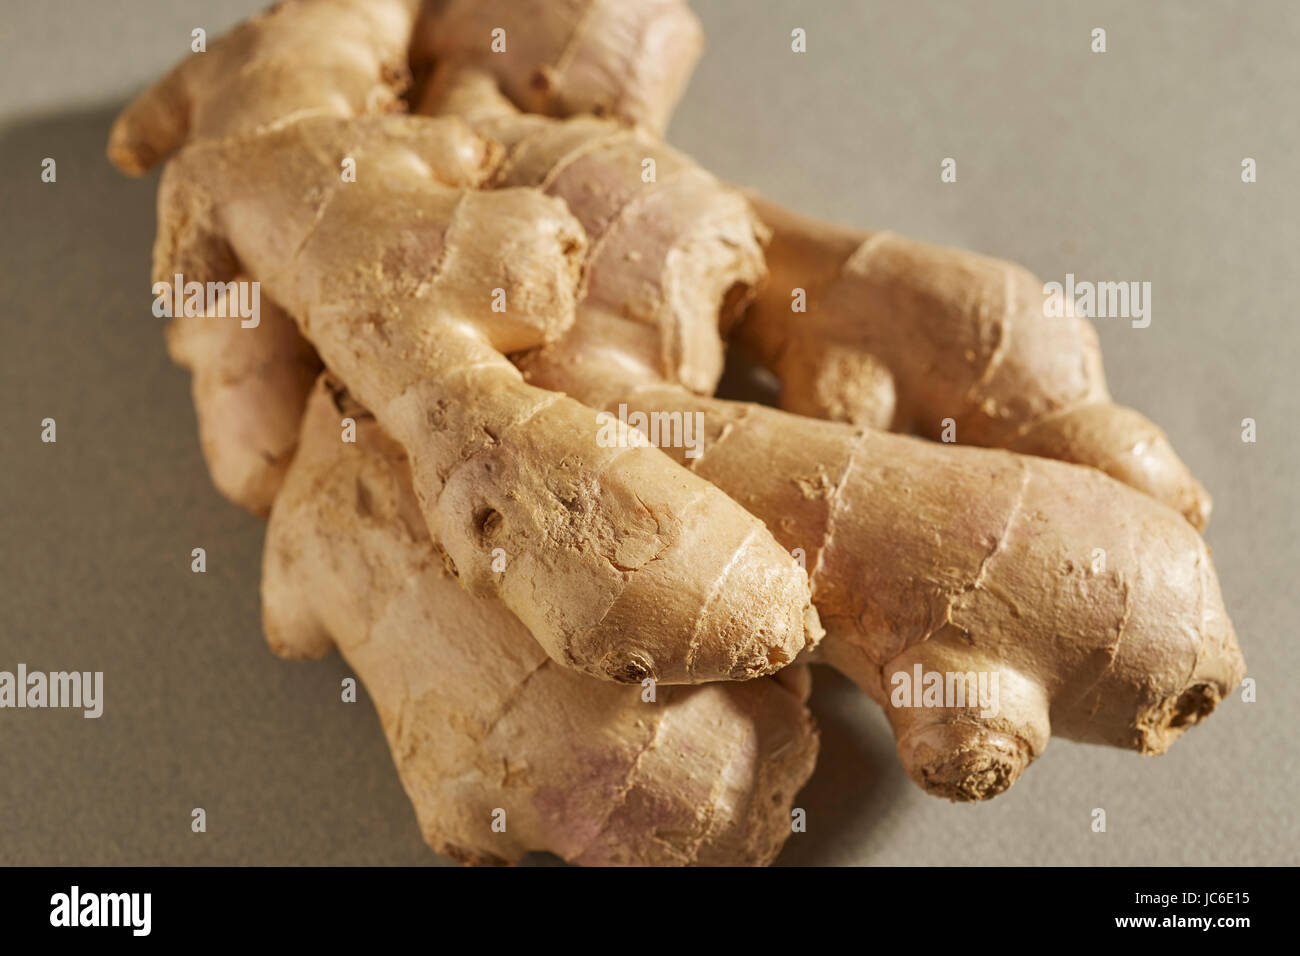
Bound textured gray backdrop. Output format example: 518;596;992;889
1;0;1296;865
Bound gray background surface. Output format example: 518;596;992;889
1;0;1296;865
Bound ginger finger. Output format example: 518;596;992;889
108;0;420;175
152;113;818;683
164;282;321;515
570;380;1244;800
427;73;1209;541
110;0;420;509
427;78;1217;775
511;235;1241;799
731;197;1213;530
411;0;703;134
262;377;819;865
107;0;703;177
423;50;1240;796
419;65;767;395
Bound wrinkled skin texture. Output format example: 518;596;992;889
524;331;1244;801
732;198;1212;530
149;111;818;685
264;381;818;865
109;0;709;513
109;0;1244;813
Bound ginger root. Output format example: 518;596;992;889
108;0;701;176
411;0;703;133
420;76;1244;798
514;284;1244;800
107;0;419;175
164;282;320;515
107;0;1246;838
109;0;709;512
731;198;1213;529
264;378;818;864
418;65;767;395
591;387;1244;799
443;75;1244;796
150;111;819;684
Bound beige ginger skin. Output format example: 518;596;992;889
264;380;818;864
417;65;769;395
110;0;1212;529
149;111;819;686
411;0;704;133
165;286;321;515
411;71;1245;800
521;310;1244;799
454;76;1247;800
107;0;1245;813
732;198;1213;530
107;0;421;176
572;386;1246;800
107;0;696;175
108;0;711;513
